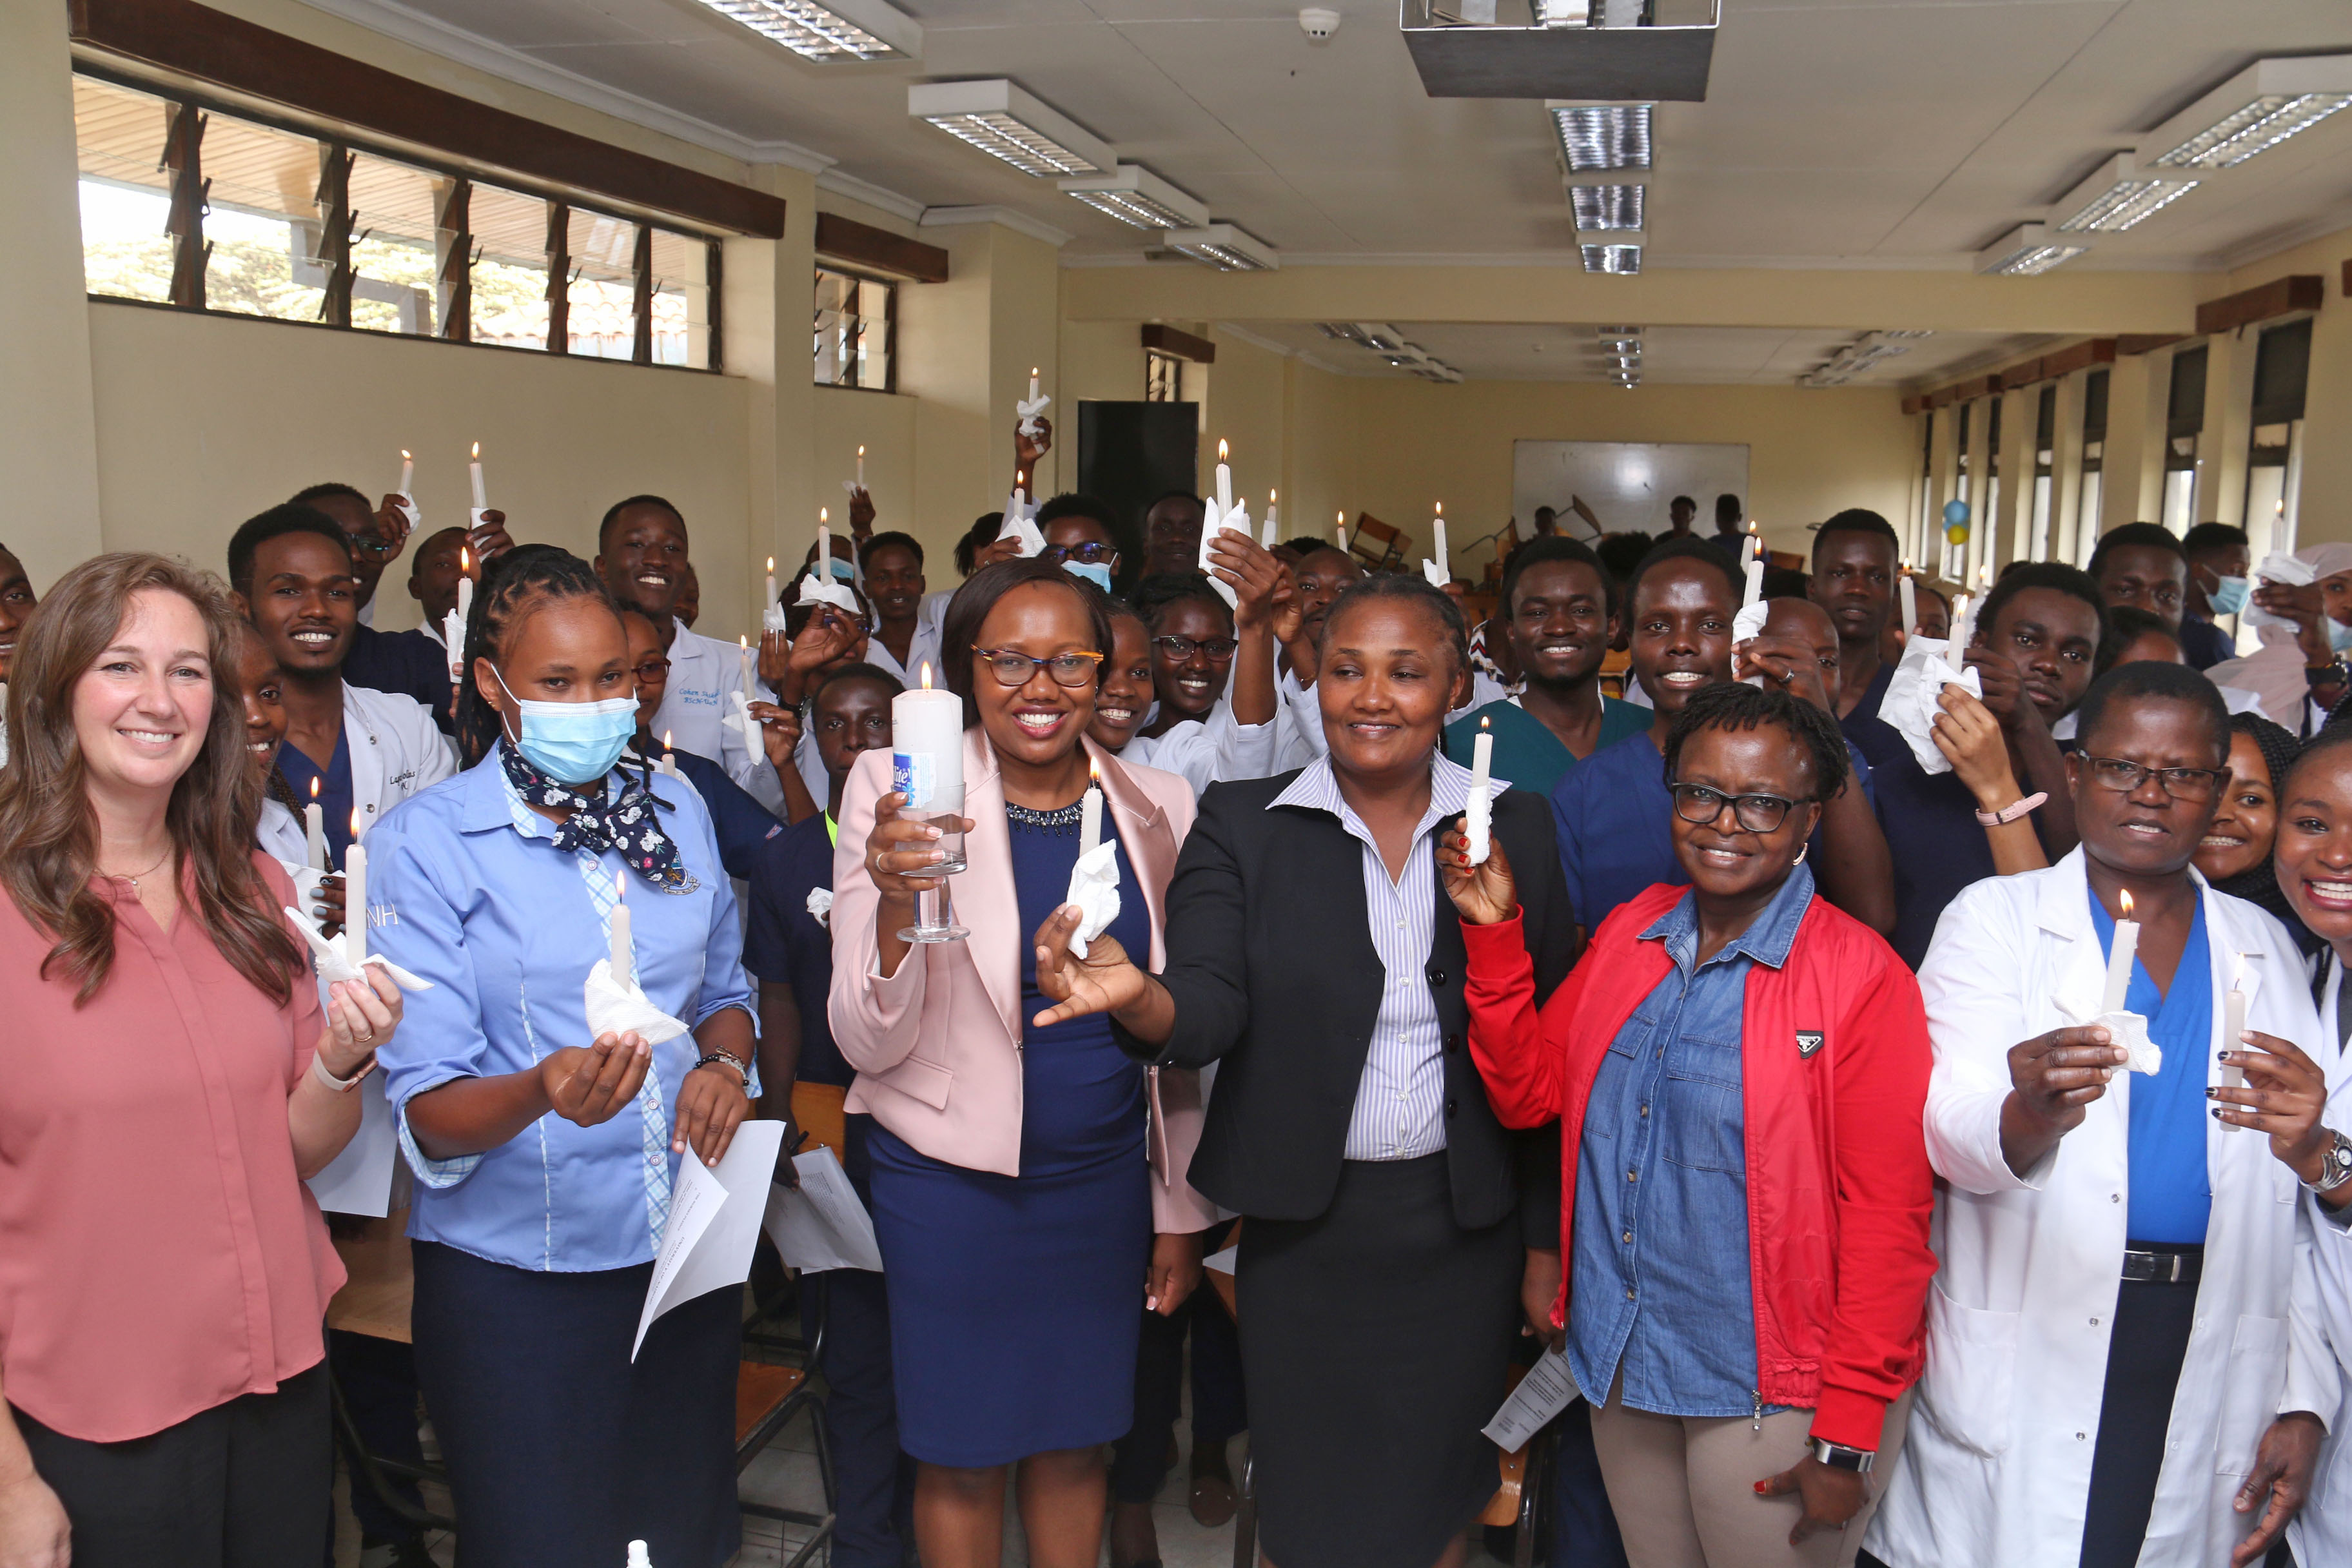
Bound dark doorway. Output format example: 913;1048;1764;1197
1078;400;1199;591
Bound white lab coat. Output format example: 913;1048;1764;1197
651;619;783;812
1866;848;2337;1568
344;683;455;831
2286;956;2352;1567
1122;697;1279;797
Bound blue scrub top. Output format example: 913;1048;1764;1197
741;812;851;1088
278;728;355;870
369;744;757;1273
2088;887;2215;1244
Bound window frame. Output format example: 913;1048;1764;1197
70;60;725;374
812;263;897;394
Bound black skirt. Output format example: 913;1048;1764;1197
1236;1152;1522;1568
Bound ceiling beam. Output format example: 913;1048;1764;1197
1061;264;2206;335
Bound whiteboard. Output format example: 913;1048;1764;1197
1513;442;1750;540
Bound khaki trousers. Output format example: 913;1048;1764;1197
1589;1376;1912;1568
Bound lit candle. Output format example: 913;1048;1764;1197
856;444;866;488
1262;489;1279;549
1743;554;1765;609
1028;367;1041;406
891;663;966;812
398;448;413;498
1466;714;1494;865
660;729;681;778
610;867;632;981
1946;592;1971;671
765;556;777;611
1433;502;1449;583
2101;888;2139;1014
304;777;326;872
738;636;756;701
1337;513;1349;554
1741;531;1758;571
817;513;831;584
469;442;486;511
1898;563;1917;635
444;547;473;682
2220;953;2248;1130
344;809;367;966
1214;440;1233;516
1079;760;1103;857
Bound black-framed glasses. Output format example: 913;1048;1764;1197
971;645;1106;688
1042;542;1120;567
1152;634;1239;662
1669;781;1807;834
630;657;671;682
2081;755;2228;801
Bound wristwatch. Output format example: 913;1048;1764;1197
1810;1439;1876;1474
2302;1129;2352;1195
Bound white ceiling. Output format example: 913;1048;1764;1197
300;0;2352;381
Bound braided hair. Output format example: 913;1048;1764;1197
454;544;626;767
1661;680;1852;803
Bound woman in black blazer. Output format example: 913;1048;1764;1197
1033;575;1576;1568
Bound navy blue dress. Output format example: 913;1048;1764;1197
867;803;1155;1467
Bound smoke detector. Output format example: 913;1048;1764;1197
1300;8;1341;42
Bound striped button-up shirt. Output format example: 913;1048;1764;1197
1269;752;1507;1161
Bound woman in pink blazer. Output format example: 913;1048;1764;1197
829;556;1217;1568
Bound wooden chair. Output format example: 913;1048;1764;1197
737;1297;836;1568
1204;1229;1552;1568
1347;513;1409;571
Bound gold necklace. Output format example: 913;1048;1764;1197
103;847;173;892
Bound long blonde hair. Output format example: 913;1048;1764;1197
0;553;300;1004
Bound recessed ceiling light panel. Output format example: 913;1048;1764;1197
2145;57;2352;170
1975;222;2087;276
1547;101;1653;172
1162;224;1279;271
696;0;917;60
908;81;1112;177
2052;154;2199;233
1580;243;1642;274
1568;183;1645;231
1057;165;1209;230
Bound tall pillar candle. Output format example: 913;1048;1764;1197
892;665;965;812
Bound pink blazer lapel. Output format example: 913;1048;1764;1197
959;729;1023;1040
1086;738;1177;972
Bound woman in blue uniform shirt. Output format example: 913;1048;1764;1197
366;545;760;1568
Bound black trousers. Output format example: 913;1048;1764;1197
1109;1217;1248;1507
15;1361;329;1568
327;1328;426;1545
2080;1277;2200;1568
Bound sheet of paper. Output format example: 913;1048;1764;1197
1482;1345;1582;1451
761;1149;884;1274
1202;1244;1239;1277
307;1070;397;1219
633;1119;787;1360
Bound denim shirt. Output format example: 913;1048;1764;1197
1569;862;1816;1418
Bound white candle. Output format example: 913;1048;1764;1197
1433;503;1449;583
817;516;831;583
891;663;966;811
1743;555;1765;608
344;810;367;966
1214;440;1233;516
1946;592;1970;671
1263;490;1279;548
1466;714;1494;865
856;444;866;487
660;730;681;778
1741;531;1758;571
469;442;486;510
738;636;756;701
1337;514;1349;554
610;868;631;981
398;448;413;498
2220;954;2248;1130
2101;889;2139;1014
1028;367;1041;406
445;551;473;682
304;779;326;872
765;556;777;611
1079;764;1103;857
1898;566;1917;636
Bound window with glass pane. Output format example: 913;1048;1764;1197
74;75;179;304
346;151;440;335
815;268;893;389
467;184;553;351
197;112;332;322
562;209;637;360
1146;351;1182;402
647;230;712;368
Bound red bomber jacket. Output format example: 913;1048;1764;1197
1461;882;1937;1450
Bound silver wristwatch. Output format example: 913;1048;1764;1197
2303;1129;2352;1196
1810;1438;1876;1474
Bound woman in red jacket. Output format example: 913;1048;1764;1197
1446;681;1935;1568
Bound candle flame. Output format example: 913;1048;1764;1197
663;729;672;750
1337;511;1345;525
739;634;748;651
767;556;774;573
1480;714;1491;732
2119;889;2134;919
470;441;479;459
1435;501;1444;516
614;867;627;902
1269;488;1277;503
1031;366;1039;378
1089;756;1101;785
310;776;320;801
819;507;828;524
400;447;411;460
858;444;866;458
349;807;362;837
921;662;933;690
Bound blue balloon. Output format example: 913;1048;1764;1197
1941;499;1970;527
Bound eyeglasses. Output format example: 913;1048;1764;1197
631;658;671;682
1669;781;1808;834
1042;542;1120;566
971;645;1106;688
1152;634;1239;662
2081;755;2228;801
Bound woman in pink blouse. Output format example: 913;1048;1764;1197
0;554;399;1568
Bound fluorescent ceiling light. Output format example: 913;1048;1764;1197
1057;165;1208;230
1975;223;2086;276
1568;184;1645;231
908;81;1112;177
1548;102;1653;172
1580;243;1642;275
1163;224;1278;271
2052;153;2198;233
2145;56;2352;170
695;0;917;60
1798;329;1932;387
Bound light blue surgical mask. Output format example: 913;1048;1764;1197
494;667;639;784
2208;574;2250;616
1063;560;1114;592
